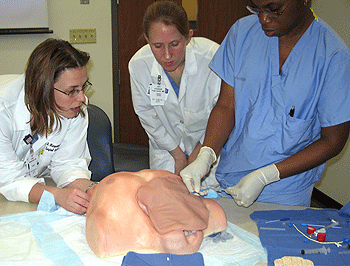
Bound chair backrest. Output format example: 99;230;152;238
113;142;149;172
87;104;115;182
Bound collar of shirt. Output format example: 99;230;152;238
14;87;31;132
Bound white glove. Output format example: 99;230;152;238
225;164;280;207
180;146;217;193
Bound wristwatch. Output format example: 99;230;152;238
85;182;98;193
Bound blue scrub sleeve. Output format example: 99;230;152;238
209;25;237;87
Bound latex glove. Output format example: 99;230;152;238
180;146;217;193
225;164;280;207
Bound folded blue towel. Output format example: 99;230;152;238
121;252;204;266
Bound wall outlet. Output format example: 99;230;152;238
69;28;96;44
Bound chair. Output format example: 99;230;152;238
87;104;150;182
113;142;149;172
87;104;115;182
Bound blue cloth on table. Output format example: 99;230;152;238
121;252;204;266
250;202;350;266
0;191;268;266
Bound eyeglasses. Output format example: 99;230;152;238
246;0;293;18
54;81;92;98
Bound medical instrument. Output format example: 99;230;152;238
207;231;234;243
307;226;316;235
260;227;286;231
192;187;209;196
292;224;343;247
314;218;339;234
265;218;290;223
301;246;330;255
301;223;341;229
342;244;350;250
317;230;326;242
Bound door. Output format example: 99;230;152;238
113;0;249;146
112;0;155;146
196;1;250;43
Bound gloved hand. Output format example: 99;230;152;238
225;164;280;207
180;146;217;193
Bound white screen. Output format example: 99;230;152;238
0;0;49;29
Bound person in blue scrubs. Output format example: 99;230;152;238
180;0;350;207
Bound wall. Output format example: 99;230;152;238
182;0;197;21
0;0;113;135
312;0;350;205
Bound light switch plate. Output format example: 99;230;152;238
69;28;96;44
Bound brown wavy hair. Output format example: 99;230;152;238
142;0;190;40
24;38;90;136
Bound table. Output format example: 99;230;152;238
0;194;306;227
0;194;37;215
215;198;306;236
0;193;307;266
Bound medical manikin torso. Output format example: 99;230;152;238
85;169;227;257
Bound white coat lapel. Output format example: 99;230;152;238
178;45;197;101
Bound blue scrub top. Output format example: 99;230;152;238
209;15;350;199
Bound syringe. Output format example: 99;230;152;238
301;246;330;255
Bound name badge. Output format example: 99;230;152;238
26;148;39;177
149;83;167;106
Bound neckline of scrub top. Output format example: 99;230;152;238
164;69;181;98
272;19;318;81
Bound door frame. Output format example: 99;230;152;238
111;0;120;143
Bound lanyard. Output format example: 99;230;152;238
23;133;39;177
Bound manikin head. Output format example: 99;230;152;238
86;170;227;257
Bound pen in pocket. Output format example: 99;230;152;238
289;106;295;117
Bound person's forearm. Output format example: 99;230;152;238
277;122;350;179
188;142;202;164
169;146;188;175
28;183;59;204
203;104;235;155
28;178;92;204
169;146;186;160
277;139;344;179
203;81;235;155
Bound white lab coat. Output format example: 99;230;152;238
0;74;91;202
129;37;221;189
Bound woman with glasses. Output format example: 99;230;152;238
0;38;96;214
129;1;221;191
180;0;350;207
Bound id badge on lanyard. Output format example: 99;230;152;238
149;75;168;106
26;146;39;177
23;134;39;177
